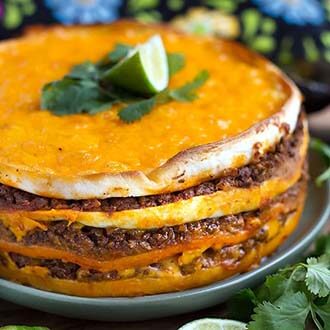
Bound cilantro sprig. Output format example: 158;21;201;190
118;70;209;122
229;235;330;330
310;138;330;186
41;43;209;123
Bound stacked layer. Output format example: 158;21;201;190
0;21;307;297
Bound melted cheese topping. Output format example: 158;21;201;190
0;21;294;198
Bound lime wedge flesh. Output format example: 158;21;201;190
178;318;247;330
102;35;169;95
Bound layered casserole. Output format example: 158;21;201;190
0;21;307;297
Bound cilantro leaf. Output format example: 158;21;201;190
41;39;207;122
310;138;330;159
291;265;308;282
229;235;330;330
228;289;258;322
248;292;310;330
315;298;330;330
41;79;112;115
305;255;330;297
314;235;330;256
68;61;101;80
169;70;209;101
256;274;291;303
310;138;330;186
109;44;132;62
100;84;142;103
118;97;156;123
98;44;133;67
315;167;330;187
167;53;185;77
117;69;209;122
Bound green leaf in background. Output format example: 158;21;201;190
166;0;184;11
326;1;330;20
127;0;161;22
314;235;330;256
321;32;330;48
303;37;320;62
204;0;241;13
310;138;330;186
241;9;260;40
278;37;294;65
305;255;330;297
128;0;159;12
249;292;310;330
240;9;278;55
3;0;36;30
250;35;275;53
135;10;162;23
310;138;330;159
167;53;185;77
3;4;22;29
325;50;330;63
21;0;36;16
260;18;276;34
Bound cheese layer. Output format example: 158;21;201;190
0;170;302;230
0;184;304;272
0;207;301;297
0;21;301;199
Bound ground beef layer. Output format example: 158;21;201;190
0;206;301;297
3;225;270;282
0;178;306;261
0;115;304;213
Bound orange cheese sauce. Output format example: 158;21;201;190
0;21;288;177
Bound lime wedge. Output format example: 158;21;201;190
102;35;169;95
178;318;247;330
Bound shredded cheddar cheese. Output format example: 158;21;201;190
0;22;288;179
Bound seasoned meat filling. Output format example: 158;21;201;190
7;227;269;282
0;178;306;259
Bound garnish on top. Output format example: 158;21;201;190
41;35;209;123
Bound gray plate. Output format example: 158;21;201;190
0;151;329;322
